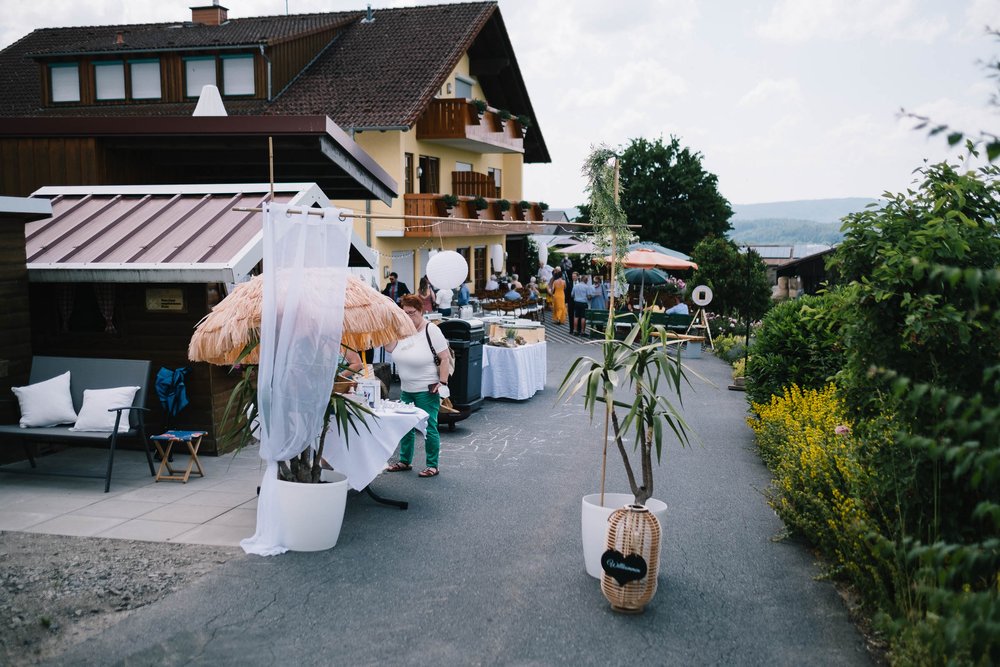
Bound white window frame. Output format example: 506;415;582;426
49;63;80;103
129;59;161;100
94;61;126;101
184;56;217;98
221;55;254;96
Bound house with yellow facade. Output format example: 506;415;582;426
0;1;550;292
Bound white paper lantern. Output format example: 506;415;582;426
538;243;549;266
425;250;468;290
490;243;505;274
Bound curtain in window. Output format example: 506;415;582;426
56;284;75;332
94;284;117;334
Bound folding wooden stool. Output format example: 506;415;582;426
150;430;207;483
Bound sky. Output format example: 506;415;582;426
3;0;1000;208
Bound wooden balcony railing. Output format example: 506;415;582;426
416;99;524;154
403;194;546;237
452;170;499;198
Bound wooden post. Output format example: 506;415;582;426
599;157;621;506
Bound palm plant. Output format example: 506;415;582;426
559;311;690;504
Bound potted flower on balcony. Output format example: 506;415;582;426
517;114;532;137
441;193;460;217
471;98;488;122
498;198;512;221
538;202;550;213
518;199;533;221
497;109;513;131
472;195;490;220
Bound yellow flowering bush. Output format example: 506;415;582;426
748;384;876;581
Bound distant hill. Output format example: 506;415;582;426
730;198;879;224
729;218;845;245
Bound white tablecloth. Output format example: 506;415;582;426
481;342;547;400
324;405;428;490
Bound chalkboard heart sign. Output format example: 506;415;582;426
601;549;648;586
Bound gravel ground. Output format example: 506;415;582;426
0;531;240;666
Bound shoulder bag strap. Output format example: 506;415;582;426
425;324;442;367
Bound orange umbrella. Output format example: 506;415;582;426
188;274;415;366
605;248;698;270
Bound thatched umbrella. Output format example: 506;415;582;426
188;274;415;366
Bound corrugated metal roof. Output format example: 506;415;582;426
26;183;373;283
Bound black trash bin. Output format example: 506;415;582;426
438;319;484;412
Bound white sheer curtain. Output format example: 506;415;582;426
241;203;351;556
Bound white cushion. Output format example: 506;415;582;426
70;386;140;433
11;371;78;428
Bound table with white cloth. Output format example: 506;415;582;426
324;403;428;492
481;341;547;400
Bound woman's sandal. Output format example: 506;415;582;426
418;467;439;478
385;462;412;472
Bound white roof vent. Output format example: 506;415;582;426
192;85;228;116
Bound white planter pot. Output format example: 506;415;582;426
581;493;667;579
273;470;349;552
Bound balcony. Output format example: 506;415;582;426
416;99;525;154
403;194;546;237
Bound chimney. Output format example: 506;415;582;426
115;31;124;45
190;1;228;26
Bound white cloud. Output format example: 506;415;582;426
737;78;803;109
756;0;948;43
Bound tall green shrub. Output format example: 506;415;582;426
830;160;1000;663
689;236;771;321
744;289;851;406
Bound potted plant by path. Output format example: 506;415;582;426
559;146;692;612
472;195;490;219
191;273;415;552
441;193;460;217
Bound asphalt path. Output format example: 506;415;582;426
55;342;871;666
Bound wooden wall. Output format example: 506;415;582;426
28;281;240;455
267;29;342;97
0;217;32;427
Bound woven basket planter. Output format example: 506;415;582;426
600;504;661;613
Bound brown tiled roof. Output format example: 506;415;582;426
25;13;359;56
0;2;549;161
267;2;496;129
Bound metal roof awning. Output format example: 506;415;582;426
27;183;375;284
2;116;398;205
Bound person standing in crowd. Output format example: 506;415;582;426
435;284;454;317
417;276;435;314
589;275;608;311
456;281;470;308
550;268;567;325
564;268;575;334
382;272;410;305
383;294;449;478
570;271;592;336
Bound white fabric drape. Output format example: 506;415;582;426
241;203;351;556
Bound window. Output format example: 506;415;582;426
49;64;80;103
455;76;474;100
488;167;502;198
404;153;414;194
130;60;161;99
94;62;125;101
184;57;217;97
457;247;471;283
222;55;254;96
455;161;473;172
418;155;440;194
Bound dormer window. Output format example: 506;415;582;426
94;62;125;101
221;55;254;96
184;56;217;97
49;63;80;103
130;60;161;100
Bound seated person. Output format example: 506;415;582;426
510;273;523;289
526;282;540;301
484;274;500;291
665;295;689;315
504;283;522;301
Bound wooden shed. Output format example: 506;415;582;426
24;183;373;454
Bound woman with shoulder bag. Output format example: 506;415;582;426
382;294;449;477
